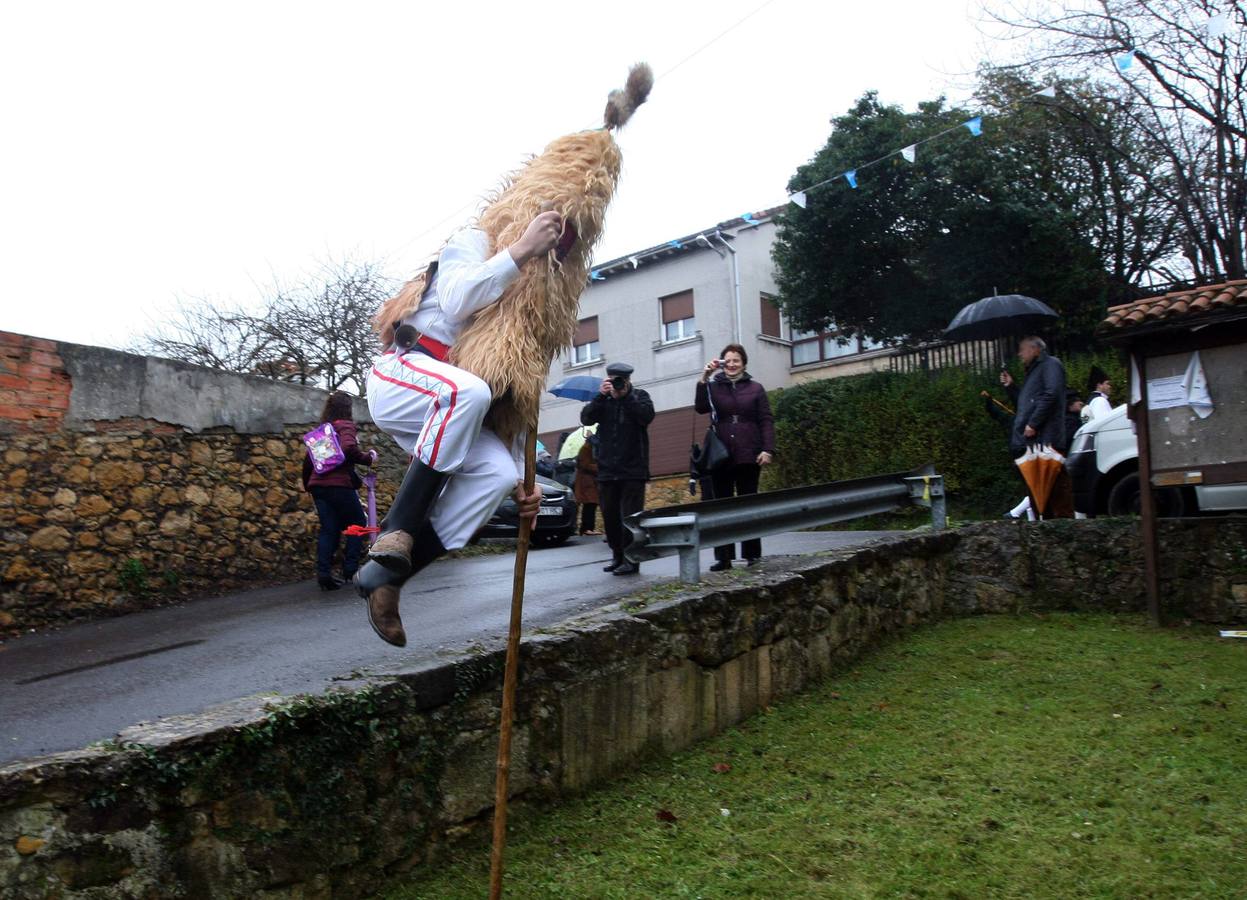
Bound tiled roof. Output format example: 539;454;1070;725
1101;279;1247;332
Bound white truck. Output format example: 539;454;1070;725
1066;404;1247;516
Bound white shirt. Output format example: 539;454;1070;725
1082;392;1113;423
402;228;521;348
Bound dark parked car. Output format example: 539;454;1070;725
478;474;576;547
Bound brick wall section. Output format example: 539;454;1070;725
0;333;72;431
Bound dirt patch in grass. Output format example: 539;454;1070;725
384;614;1246;899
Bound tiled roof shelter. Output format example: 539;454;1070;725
1100;279;1247;332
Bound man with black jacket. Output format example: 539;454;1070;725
580;361;654;575
1000;336;1074;518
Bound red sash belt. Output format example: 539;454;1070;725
415;334;451;362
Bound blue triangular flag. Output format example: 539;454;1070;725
742;212;754;222
1116;49;1135;70
962;117;982;136
669;239;683;249
589;270;604;281
844;170;857;189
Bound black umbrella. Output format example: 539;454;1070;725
944;294;1059;341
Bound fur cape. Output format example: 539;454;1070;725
374;63;652;444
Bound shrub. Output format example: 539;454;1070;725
764;351;1126;517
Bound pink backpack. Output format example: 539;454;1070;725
302;423;346;474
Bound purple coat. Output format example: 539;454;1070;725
694;373;775;466
302;419;373;490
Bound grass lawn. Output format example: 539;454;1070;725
384;614;1246;899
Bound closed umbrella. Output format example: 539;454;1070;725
944;294;1059;341
1014;444;1066;517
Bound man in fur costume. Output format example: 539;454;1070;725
355;63;652;646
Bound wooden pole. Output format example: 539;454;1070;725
489;429;537;899
1131;352;1163;627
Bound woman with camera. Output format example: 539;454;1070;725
695;344;775;570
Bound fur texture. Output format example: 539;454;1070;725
446;63;652;443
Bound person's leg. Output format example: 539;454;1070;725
335;487;368;581
599;481;623;570
710;467;737;567
355;521;446;647
736;464;763;562
311;488;342;587
579;502;596;534
611;480;647;576
358;429;516;647
366;353;492;574
427;428;519;551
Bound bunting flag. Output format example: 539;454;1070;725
589;270;604;281
742;212;755;222
901;144;916;163
668;239;683;249
1207;12;1228;38
789;190;807;208
1116;49;1136;70
628;256;639;269
962;117;982;136
1037;85;1056;98
844;170;858;188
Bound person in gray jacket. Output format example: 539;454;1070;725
999;335;1073;517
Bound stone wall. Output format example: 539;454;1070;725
0;332;405;634
2;518;1243;899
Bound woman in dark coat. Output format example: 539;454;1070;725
572;427;601;535
694;343;775;570
303;391;375;590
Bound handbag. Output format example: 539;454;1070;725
690;381;732;479
302;422;346;475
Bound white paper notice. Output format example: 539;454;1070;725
1147;375;1186;409
1182;350;1214;418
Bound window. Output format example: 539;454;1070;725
571;316;600;365
791;327;868;365
660;290;695;342
760;293;782;338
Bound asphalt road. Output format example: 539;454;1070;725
0;530;897;765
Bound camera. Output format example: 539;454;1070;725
715;358;727;367
610;375;629;390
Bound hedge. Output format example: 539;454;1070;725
763;351;1127;517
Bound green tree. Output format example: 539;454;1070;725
772;92;1110;347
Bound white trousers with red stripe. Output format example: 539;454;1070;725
366;350;518;550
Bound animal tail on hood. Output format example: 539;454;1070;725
604;63;653;129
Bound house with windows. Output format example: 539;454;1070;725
536;208;896;477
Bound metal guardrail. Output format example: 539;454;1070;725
624;465;945;583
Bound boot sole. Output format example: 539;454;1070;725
368;550;413;577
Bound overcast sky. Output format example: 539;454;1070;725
0;0;994;349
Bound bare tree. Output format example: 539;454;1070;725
987;0;1247;281
134;258;396;395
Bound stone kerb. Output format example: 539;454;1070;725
1;520;1243;898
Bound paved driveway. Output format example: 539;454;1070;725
0;530;898;764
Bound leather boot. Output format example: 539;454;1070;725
369;459;448;576
357;523;447;647
603;554;623;573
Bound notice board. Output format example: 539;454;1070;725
1144;344;1247;472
